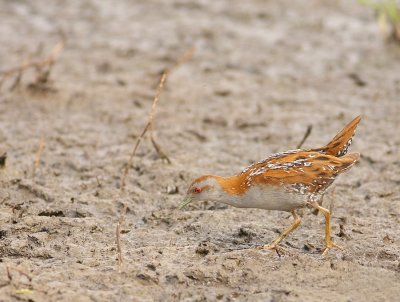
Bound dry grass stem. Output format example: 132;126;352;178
0;41;64;78
116;203;127;272
120;48;194;190
0;41;64;91
116;49;193;272
150;134;171;164
32;137;45;177
6;267;12;281
9;71;23;92
297;125;313;149
6;266;32;282
0;152;7;168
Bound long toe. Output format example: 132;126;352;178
262;244;286;257
321;242;344;256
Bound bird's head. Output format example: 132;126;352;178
179;175;222;209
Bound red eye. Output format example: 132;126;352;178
194;187;202;193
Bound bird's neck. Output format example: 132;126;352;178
213;174;248;197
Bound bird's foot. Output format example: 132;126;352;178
258;243;286;257
321;241;343;256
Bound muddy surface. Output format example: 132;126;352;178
0;0;399;301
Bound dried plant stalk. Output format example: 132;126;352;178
116;49;193;272
116;203;127;272
150;133;171;164
297;125;313;149
6;266;32;282
120;48;194;190
0;41;64;78
0;41;64;91
32;137;45;177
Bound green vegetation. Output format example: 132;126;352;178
358;0;400;41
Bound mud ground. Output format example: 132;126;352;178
0;0;399;301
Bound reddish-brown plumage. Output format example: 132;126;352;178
189;116;361;198
312;115;361;157
235;150;359;196
182;116;361;255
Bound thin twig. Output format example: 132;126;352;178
150;133;171;164
9;54;32;92
95;176;102;187
0;152;7;168
9;71;22;92
116;203;127;272
0;41;64;78
297;125;313;149
120;123;151;190
0;41;64;91
6;266;32;282
119;72;166;189
116;49;193;273
120;48;194;190
6;267;12;281
32;137;45;177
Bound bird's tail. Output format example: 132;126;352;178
313;116;361;157
311;152;360;216
311;117;361;216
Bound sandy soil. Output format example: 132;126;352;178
0;0;399;301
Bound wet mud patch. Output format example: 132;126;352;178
1;0;400;301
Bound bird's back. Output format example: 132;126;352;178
240;116;361;197
240;150;359;196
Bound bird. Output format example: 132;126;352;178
180;116;361;255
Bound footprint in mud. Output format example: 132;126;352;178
195;240;219;256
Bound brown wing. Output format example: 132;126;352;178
313;116;361;157
244;151;359;194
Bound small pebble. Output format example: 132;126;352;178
166;185;178;194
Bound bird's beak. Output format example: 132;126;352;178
179;196;193;209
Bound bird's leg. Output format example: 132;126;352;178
262;210;301;255
310;202;343;255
